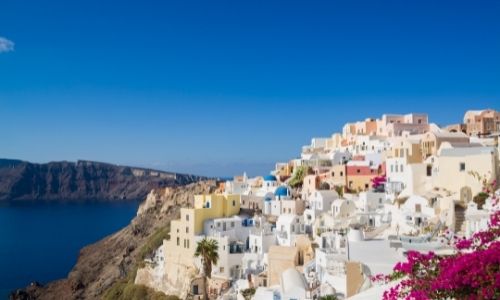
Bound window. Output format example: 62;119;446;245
231;222;235;228
332;171;335;176
459;163;466;172
391;165;394;172
220;267;224;273
186;240;190;248
186;214;189;221
177;237;180;246
340;171;344;176
400;164;404;172
357;169;361;174
186;227;189;233
232;200;236;206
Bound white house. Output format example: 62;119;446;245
356;191;387;212
249;220;276;255
464;202;493;238
401;195;435;227
433;146;498;201
276;214;306;246
202;216;251;280
304;190;339;232
263;186;305;217
331;199;357;220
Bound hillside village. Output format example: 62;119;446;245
135;109;500;300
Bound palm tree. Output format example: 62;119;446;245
194;238;219;300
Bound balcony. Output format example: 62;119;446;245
229;242;246;254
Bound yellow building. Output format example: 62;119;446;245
388;137;423;164
167;194;241;265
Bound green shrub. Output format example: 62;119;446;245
137;225;170;260
473;192;489;209
241;288;256;300
103;225;177;300
319;295;338;300
103;280;179;300
333;185;344;198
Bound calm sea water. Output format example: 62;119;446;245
0;200;140;299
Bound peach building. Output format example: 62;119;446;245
302;175;320;199
328;164;347;188
343;113;429;138
377;113;429;137
343;118;378;137
464;109;500;136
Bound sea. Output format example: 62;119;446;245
0;200;141;299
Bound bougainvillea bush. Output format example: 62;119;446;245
373;209;500;300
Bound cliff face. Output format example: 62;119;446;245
0;159;206;201
11;180;218;300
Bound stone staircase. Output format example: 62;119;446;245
455;206;466;236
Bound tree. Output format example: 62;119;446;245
240;288;256;300
333;185;344;198
289;166;313;188
319;295;338;300
194;238;219;300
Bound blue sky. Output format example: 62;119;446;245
0;0;499;177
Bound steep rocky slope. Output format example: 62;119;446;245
0;159;206;201
11;180;218;300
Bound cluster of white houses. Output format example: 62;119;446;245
135;109;500;300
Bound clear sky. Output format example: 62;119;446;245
1;0;499;177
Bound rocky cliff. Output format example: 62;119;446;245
11;180;218;300
0;159;206;202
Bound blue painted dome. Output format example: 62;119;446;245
263;175;277;182
274;186;290;197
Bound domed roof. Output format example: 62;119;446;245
263;175;277;182
275;186;290;197
281;268;307;294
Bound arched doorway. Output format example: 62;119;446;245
460;186;472;203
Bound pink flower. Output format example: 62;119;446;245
378;211;500;299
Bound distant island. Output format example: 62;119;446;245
0;159;207;202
